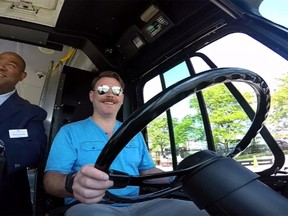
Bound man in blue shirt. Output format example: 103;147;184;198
44;71;208;215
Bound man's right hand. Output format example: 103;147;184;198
72;165;114;204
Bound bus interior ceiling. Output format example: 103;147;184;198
0;0;239;128
0;0;233;85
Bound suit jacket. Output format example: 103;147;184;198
0;92;47;215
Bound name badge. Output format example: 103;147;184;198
9;129;28;138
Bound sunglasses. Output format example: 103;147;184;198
95;85;123;96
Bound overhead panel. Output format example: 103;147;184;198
116;4;174;62
0;0;65;27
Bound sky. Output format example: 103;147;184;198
259;0;288;28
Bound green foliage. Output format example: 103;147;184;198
174;115;205;145
190;83;253;149
147;73;288;160
147;82;259;156
147;116;170;155
268;73;288;138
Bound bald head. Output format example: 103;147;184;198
1;52;26;72
0;52;27;94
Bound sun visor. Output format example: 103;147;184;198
0;0;65;27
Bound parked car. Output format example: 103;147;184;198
277;139;288;151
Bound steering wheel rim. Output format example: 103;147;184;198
95;67;270;203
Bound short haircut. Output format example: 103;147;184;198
91;71;125;90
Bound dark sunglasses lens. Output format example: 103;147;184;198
97;85;109;95
111;87;122;95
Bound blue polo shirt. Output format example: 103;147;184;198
45;117;155;204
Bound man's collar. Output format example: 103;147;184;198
0;89;16;106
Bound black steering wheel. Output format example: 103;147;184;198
94;67;270;203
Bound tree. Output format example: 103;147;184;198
190;83;253;151
147;82;254;156
147;115;170;155
174;114;206;145
268;73;288;138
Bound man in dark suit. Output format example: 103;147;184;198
0;52;47;215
